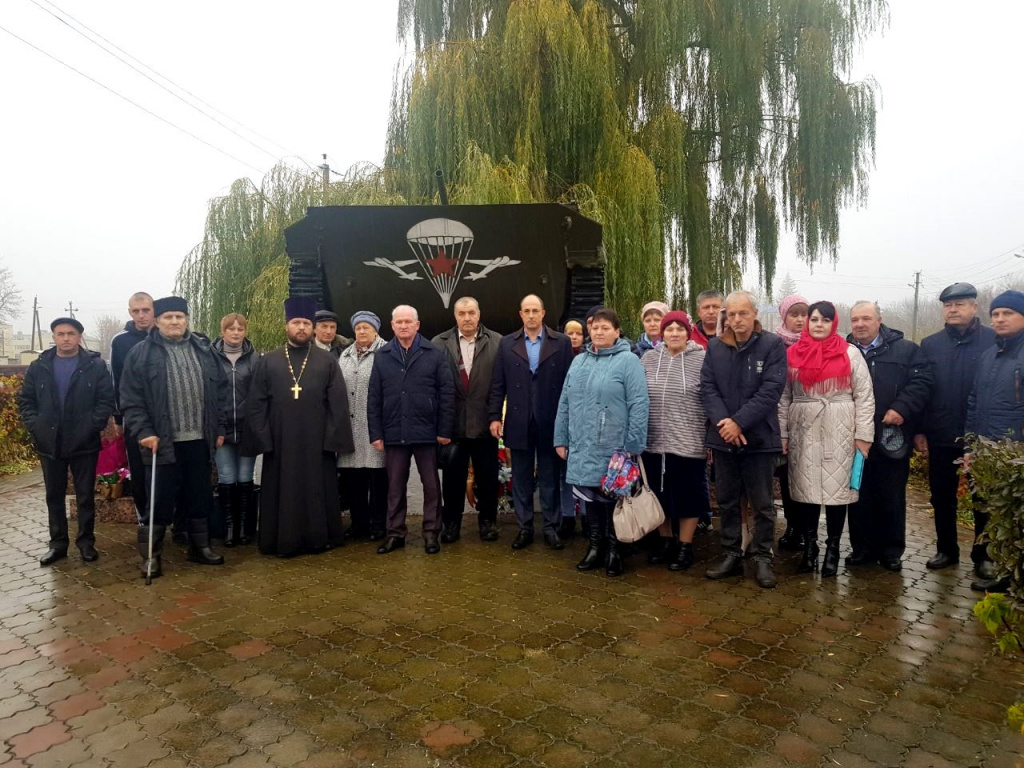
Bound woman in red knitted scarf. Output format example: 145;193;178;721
779;302;875;578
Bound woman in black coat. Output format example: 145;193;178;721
211;314;259;546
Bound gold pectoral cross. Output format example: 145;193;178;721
291;383;302;400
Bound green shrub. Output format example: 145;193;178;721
967;436;1024;733
0;375;37;473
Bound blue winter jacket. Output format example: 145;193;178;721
367;335;455;445
553;337;649;487
966;330;1024;441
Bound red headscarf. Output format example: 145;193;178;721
786;303;851;392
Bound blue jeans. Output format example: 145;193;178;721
215;443;255;484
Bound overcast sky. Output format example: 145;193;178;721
1;0;1022;335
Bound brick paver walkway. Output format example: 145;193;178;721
0;471;1021;767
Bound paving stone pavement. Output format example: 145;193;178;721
0;469;1021;767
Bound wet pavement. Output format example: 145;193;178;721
0;470;1021;768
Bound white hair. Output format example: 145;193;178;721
391;305;419;321
851;300;881;318
724;290;758;312
453;297;480;312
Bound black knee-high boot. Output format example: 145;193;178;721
605;511;623;577
237;481;255;545
577;502;606;571
821;505;846;578
797;504;820;574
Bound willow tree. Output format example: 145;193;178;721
388;0;886;319
176;163;402;350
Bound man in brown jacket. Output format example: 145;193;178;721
433;297;503;542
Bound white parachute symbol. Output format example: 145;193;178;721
405;218;474;308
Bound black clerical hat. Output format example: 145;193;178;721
285;297;317;322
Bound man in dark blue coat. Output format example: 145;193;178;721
110;292;154;518
700;291;788;589
19;318;115;566
965;290;1024;593
847;302;934;572
368;304;455;555
916;283;996;571
488;294;574;550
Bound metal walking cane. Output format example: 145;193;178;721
145;458;157;586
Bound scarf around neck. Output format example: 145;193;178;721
786;325;851;393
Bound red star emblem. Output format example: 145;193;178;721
426;247;458;277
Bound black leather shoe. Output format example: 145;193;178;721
972;575;1010;593
845;550;874;567
479;521;499;541
39;548;68;567
755;561;778;588
440;524;460;544
974;560;997;580
796;540;820;574
820;538;841;578
377;537;405;554
648;537;676;565
79;545;99;562
705;555;743;580
926;552;958;570
777;526;804;551
667;542;694;572
544;532;564;550
424;535;441;555
880;557;902;572
511;530;534;550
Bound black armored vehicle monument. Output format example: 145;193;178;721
284;203;605;337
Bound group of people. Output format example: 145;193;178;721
17;281;1020;593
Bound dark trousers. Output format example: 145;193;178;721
848;453;910;560
510;424;560;534
442;436;499;529
40;453;99;551
144;440;213;528
340;467;387;534
712;450;778;562
929;444;989;563
124;427;148;517
797;501;848;541
385;444;441;539
777;467;797;524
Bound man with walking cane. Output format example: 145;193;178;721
120;297;229;578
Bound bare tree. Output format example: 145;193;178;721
0;262;22;324
94;314;124;361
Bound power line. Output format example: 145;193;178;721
0;23;266;174
32;0;294;158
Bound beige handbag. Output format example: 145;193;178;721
613;456;665;543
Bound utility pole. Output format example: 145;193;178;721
909;270;921;342
30;296;43;351
66;301;78;319
319;153;329;202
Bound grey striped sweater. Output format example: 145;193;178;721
164;337;205;442
642;341;707;458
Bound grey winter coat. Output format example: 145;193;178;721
643;341;707;459
338;336;387;469
779;346;875;505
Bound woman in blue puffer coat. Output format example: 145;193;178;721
554;308;649;577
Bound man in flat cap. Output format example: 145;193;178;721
964;290;1024;593
19;318;114;566
313;309;350;359
120;297;229;577
917;283;995;571
245;297;354;557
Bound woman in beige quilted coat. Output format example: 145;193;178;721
779;302;874;577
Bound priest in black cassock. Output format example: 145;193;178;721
244;297;355;556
